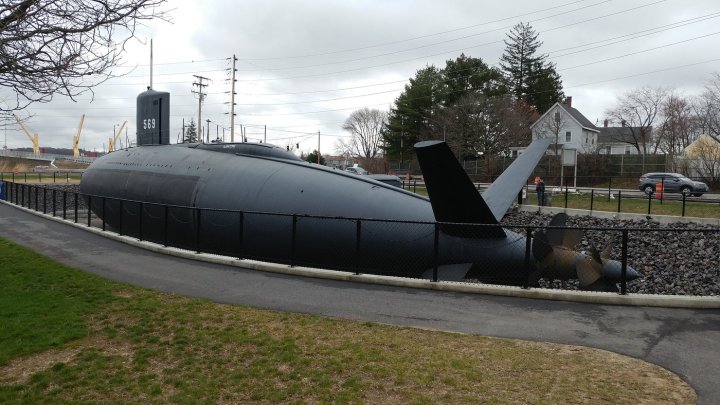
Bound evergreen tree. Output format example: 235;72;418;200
183;119;198;143
499;22;563;112
525;61;564;113
382;56;504;161
382;66;441;162
305;150;325;165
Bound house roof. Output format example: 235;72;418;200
597;126;647;144
530;102;599;133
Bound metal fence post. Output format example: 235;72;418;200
195;207;201;253
66;172;69;183
524;227;532;289
87;196;92;227
162;205;169;246
620;229;628;295
617;190;622;213
660;177;665;205
74;193;78;223
290;214;298;267
52;189;56;217
647;191;652;216
43;187;47;214
432;222;440;282
138;202;143;241
53;172;56;183
682;192;686;217
62;190;67;220
237;211;244;259
607;177;612;201
118;200;123;236
590;189;594;211
564;186;569;209
34;184;38;210
355;219;361;275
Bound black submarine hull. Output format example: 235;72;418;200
80;143;530;281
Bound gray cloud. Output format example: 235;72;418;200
3;0;719;154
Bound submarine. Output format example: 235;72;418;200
79;89;640;288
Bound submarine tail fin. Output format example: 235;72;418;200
414;140;504;238
482;137;552;222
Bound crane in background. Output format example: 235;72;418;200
108;121;127;152
72;114;85;158
12;113;39;155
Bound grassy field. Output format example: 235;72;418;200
0;237;695;403
402;184;720;219
526;192;720;219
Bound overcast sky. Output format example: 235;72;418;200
3;0;720;155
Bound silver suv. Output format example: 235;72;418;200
638;172;709;197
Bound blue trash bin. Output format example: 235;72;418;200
0;181;4;201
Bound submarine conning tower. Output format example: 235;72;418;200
136;88;170;146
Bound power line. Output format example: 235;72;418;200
234;0;614;71
232;1;670;82
237;0;598;61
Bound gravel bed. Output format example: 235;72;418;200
502;210;720;296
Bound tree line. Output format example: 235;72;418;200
339;22;564;163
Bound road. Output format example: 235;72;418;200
1;202;719;403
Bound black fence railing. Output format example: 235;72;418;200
0;171;82;183
2;181;719;297
520;183;720;219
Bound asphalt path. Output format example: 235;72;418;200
1;202;719;403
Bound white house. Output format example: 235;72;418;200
530;97;600;155
597;120;648;155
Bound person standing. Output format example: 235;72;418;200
535;176;546;206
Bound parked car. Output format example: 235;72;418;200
345;166;368;175
638;172;709;197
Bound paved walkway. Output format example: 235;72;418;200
1;202;719;404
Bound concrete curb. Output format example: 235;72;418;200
3;200;720;309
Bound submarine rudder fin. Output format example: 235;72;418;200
482;137;552;222
414;140;504;238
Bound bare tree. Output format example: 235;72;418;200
606;86;669;154
694;72;720;144
341;108;387;159
436;93;534;163
686;135;720;187
536;105;569;156
657;93;695;170
0;0;169;112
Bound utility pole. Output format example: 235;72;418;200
264;125;267;144
226;55;238;142
192;75;209;143
400;117;404;166
317;131;321;164
206;119;211;143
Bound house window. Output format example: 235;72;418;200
592;137;595;144
624;145;631;154
565;131;571;142
605;146;611;154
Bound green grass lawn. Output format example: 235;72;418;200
525;192;720;219
0;236;696;403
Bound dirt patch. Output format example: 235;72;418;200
0;336;133;384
